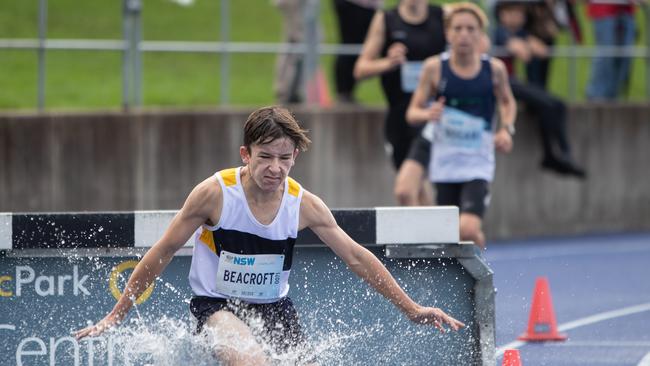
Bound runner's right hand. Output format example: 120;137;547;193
74;312;122;340
428;96;446;122
386;42;407;68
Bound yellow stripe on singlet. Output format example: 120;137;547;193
287;177;300;197
199;228;217;253
219;168;237;187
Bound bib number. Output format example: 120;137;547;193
438;107;486;150
215;250;284;300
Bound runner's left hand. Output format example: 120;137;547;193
495;129;513;153
406;305;465;332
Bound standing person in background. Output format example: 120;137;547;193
333;0;384;104
525;0;582;89
526;0;559;89
354;0;447;206
406;2;517;249
524;0;559;88
274;0;306;104
586;0;637;100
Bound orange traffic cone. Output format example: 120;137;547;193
518;277;567;341
502;349;522;366
306;67;332;108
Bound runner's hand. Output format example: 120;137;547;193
74;312;122;340
407;305;465;332
428;96;446;122
495;128;513;153
386;42;407;68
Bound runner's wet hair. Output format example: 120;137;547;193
244;106;311;152
444;2;489;31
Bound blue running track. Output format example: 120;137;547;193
486;233;650;366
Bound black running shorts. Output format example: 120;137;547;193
435;179;490;218
189;296;307;354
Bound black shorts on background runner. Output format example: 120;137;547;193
190;296;307;354
435;179;490;218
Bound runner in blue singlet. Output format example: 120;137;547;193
406;2;517;249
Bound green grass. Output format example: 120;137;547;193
0;0;647;111
0;51;37;108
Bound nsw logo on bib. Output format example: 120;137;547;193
215;250;284;300
437;107;486;150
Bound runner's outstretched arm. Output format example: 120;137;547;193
75;178;220;339
299;191;465;332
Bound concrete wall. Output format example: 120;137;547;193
1;105;648;239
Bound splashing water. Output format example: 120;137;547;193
3;240;480;365
78;314;362;366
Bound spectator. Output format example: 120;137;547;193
333;0;383;104
586;0;637;100
494;0;586;178
354;0;447;205
525;0;582;89
274;0;306;104
406;2;517;249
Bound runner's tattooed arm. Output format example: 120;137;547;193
490;58;516;153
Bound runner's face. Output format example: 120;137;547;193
447;13;482;55
241;137;298;192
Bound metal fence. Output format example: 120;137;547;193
1;0;649;111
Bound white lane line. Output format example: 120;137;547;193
557;303;650;332
497;340;526;356
496;302;650;356
638;352;650;366
546;341;650;347
486;244;650;262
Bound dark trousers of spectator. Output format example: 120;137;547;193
526;39;554;90
333;0;375;101
526;57;550;90
509;79;571;162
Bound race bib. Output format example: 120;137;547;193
215;250;284;300
400;61;423;93
438;107;486;150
